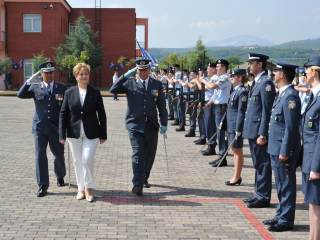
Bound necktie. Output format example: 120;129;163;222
306;93;314;110
47;85;51;96
142;80;146;91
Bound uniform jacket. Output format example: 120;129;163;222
267;85;301;158
17;81;65;133
227;85;249;134
243;72;276;139
302;89;320;173
110;75;168;133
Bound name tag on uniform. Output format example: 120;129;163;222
35;92;45;100
151;89;159;97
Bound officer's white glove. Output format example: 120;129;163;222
235;131;242;139
160;125;167;135
26;70;41;85
124;67;137;78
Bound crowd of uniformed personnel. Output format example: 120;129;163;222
17;53;320;239
152;53;320;237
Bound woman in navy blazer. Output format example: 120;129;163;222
59;63;107;202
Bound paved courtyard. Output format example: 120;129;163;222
0;96;309;240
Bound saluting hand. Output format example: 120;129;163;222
309;171;320;180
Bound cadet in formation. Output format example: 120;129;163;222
266;62;301;231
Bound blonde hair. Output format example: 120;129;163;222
73;63;91;77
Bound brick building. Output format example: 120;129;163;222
0;0;148;89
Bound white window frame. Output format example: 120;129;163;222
23;14;42;33
23;59;34;81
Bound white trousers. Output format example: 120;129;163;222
67;136;99;191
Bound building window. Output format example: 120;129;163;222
23;59;34;81
23;14;42;33
69;23;76;33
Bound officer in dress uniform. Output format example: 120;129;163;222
265;63;301;232
171;64;182;126
301;56;320;240
110;59;168;196
17;61;66;197
243;53;276;208
207;59;232;167
225;69;248;186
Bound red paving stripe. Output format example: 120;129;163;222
103;196;275;239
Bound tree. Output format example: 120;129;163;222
56;15;102;84
227;56;243;70
0;57;11;75
32;52;49;72
186;39;213;70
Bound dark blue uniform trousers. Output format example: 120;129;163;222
214;104;228;155
33;127;66;189
248;139;272;202
167;94;174;119
177;98;186;127
189;106;197;132
203;105;216;145
197;108;206;140
129;121;158;187
270;155;296;226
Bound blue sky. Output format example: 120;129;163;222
68;0;320;48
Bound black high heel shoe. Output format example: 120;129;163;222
225;177;242;186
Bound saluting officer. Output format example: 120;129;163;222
17;61;66;197
265;63;301;232
110;59;168;196
225;69;248;186
302;56;320;240
243;53;276;208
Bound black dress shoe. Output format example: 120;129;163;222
194;138;206;145
171;121;179;126
176;127;185;131
225;177;242;186
243;196;257;203
132;186;143;196
247;199;270;208
211;156;227;167
185;131;196;137
268;223;293;232
57;178;65;187
263;218;278;226
144;180;151;188
37;187;47;197
202;145;216;156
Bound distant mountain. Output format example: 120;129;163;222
276;38;320;49
206;35;275;47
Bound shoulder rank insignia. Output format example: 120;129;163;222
265;84;272;92
241;96;248;102
288;100;296;109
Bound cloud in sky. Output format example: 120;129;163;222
190;19;233;29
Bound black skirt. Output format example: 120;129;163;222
228;132;243;149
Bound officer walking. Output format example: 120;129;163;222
243;53;276;208
17;61;66;197
265;63;301;232
110;59;168;196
